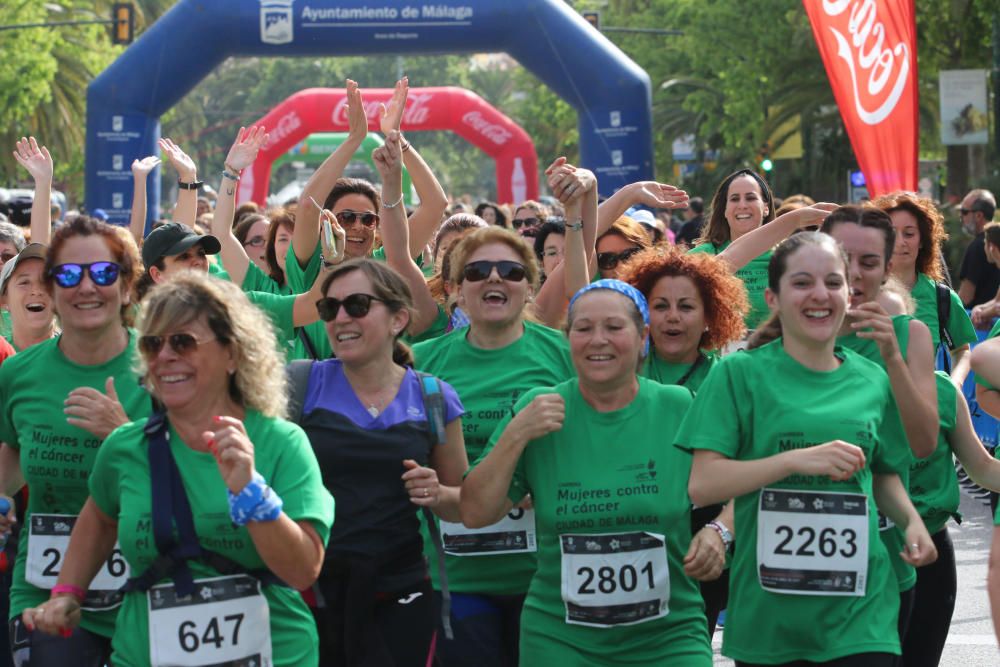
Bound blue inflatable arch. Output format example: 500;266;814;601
85;0;653;224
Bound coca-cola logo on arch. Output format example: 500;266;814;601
330;93;435;127
821;0;911;126
461;111;512;145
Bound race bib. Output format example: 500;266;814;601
757;489;869;596
560;532;669;627
26;513;129;611
440;507;537;556
148;575;272;667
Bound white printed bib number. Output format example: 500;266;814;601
440;507;537;556
560;532;669;627
757;489;869;596
148;575;271;667
26;514;129;610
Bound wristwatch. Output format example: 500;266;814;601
177;179;203;190
706;520;733;550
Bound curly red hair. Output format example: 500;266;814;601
620;246;748;350
871;192;948;281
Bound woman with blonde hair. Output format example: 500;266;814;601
24;272;333;667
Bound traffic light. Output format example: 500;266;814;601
583;11;600;30
757;142;773;173
760;158;774;172
112;2;134;45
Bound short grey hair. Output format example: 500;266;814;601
0;222;26;252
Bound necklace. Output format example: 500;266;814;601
367;404;380;418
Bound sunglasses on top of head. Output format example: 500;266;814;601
462;260;528;283
316;293;392;321
596;247;642;271
337;210;380;228
138;332;217;358
49;261;121;288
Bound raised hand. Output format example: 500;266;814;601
319;208;346;266
372;130;404;180
158;137;197;182
224;125;269;173
630;181;690;210
345;79;369;140
203;415;255;494
13;137;53;184
380;76;409;135
131;156;161;178
545;157;595;205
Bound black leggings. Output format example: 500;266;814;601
314;579;435;667
736;654;895;667
8;618;111;667
901;528;956;667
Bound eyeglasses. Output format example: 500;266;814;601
337;210;379;228
512;217;539;230
597;247;642;271
243;236;266;248
960;208;980;216
462;260;528;283
138;332;216;358
316;293;389;321
49;261;121;288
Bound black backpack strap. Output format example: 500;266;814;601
296;327;320;360
415;371;453;639
285;359;315;425
936;282;955;351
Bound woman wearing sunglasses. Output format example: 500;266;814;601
0;216;152;666
511;201;548;237
24;272;333;667
290;78;448;302
595;216;651;280
461;280;716;665
294;255;467;666
689;169;777;331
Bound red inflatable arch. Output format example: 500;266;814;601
238;86;538;206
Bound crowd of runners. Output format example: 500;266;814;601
0;78;999;666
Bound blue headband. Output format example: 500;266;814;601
569;279;650;355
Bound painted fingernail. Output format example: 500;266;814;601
213;415;223;422
60;628;72;638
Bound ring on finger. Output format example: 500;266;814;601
423;488;429;498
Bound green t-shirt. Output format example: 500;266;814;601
471;378;710;663
911;273;976;351
688;241;770;330
244;290;297;349
910;372;960;535
837;314;918;591
89;410;334;667
412;321;575;595
674;340;906;663
0;333;152;637
640;351;717;395
241;260;332;362
975;317;1000;391
0;310;10;341
208;256;230;281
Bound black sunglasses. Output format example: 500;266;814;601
337;210;379;228
960;208;981;216
512;217;540;229
316;293;390;321
597;247;642;271
462;260;528;283
49;261;121;288
138;332;216;358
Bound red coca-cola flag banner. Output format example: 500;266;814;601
238;87;538;206
803;0;918;196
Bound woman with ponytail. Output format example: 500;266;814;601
294;260;469;660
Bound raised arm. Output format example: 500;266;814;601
951;388;1000;491
596;181;689;241
13;137;54;245
294;79;368;267
373;131;441;335
378;77;449;259
128;156;161;244
210;126;270;287
718;204;837;270
159;138;199;228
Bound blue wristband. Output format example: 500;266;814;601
228;471;283;525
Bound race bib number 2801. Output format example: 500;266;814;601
560;532;669;628
757;488;869;596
